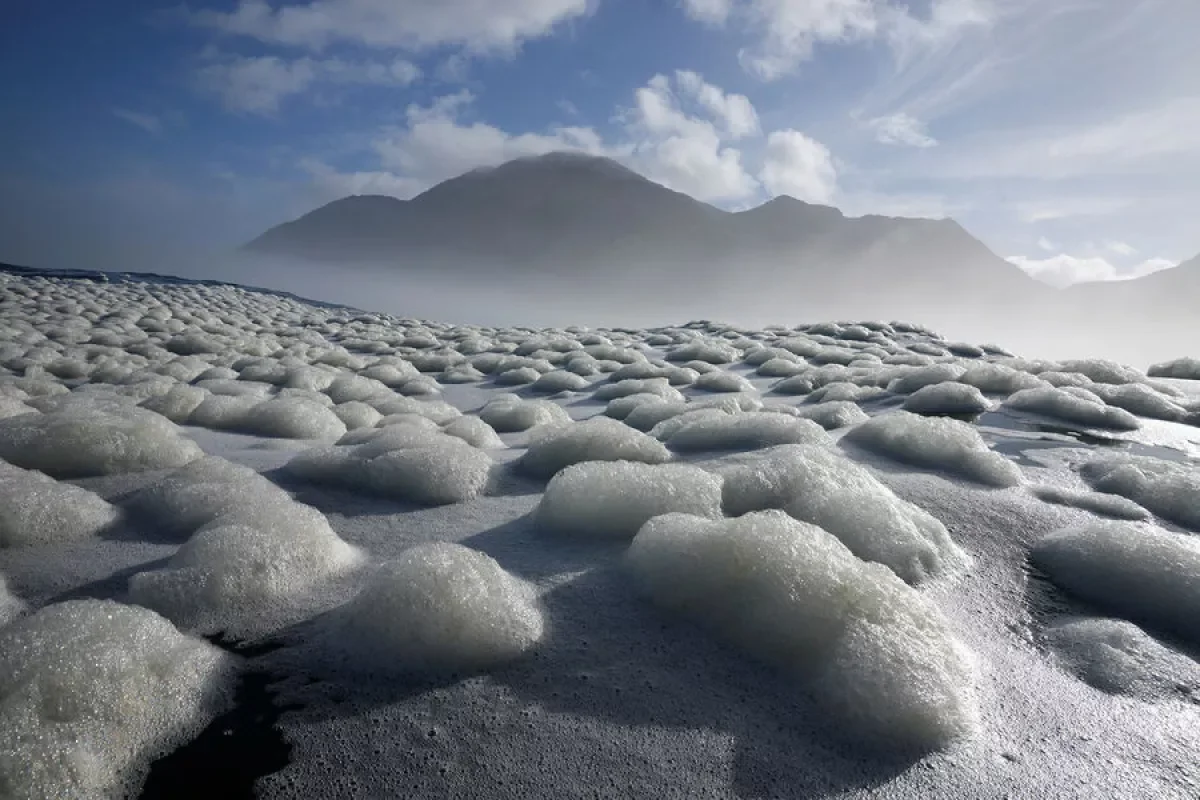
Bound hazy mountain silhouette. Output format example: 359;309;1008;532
245;152;1054;333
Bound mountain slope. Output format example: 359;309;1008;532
243;152;1051;332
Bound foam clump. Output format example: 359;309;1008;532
1030;522;1200;643
887;364;965;395
1031;485;1149;521
317;543;544;676
958;362;1045;395
1003;387;1140;431
626;511;978;750
1148;357;1200;381
0;460;122;547
1080;456;1200;531
843;411;1022;487
902;382;992;416
664;411;828;453
127;456;277;539
531;370;592;393
721;444;966;584
129;499;365;637
0;599;236;799
517;417;671;479
232;396;348;439
0;574;23;626
0;404;202;478
536;461;723;539
479;395;571;432
1043;617;1200;699
795;401;869;430
441;415;504;449
361;435;494;506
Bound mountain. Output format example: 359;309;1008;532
244;152;1050;334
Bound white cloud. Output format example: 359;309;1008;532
193;0;590;53
867;112;936;147
199;54;420;114
1007;253;1177;288
758;130;837;203
309;72;837;208
112;108;163;135
679;0;734;25
1103;240;1137;257
1012;196;1133;224
1036;236;1055;252
300;157;424;198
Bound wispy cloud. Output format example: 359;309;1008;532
867;112;936;147
1008;252;1176;287
112;108;163;135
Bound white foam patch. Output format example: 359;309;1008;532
1089;383;1187;422
604;393;667;421
664;412;829;453
1031;522;1200;643
0;460;122;547
693;370;755;393
1149;357;1200;381
128;456;277;539
1079;456;1200;531
0;599;236;798
479;395;571;432
140;384;209;424
1004;387;1141;430
441;415;504;449
887;364;966;395
1030;485;1149;521
902;382;992;416
228;396;348;440
129;501;365;637
0;404;202;478
518;417;672;479
361;437;494;506
316;543;544;676
332;400;383;430
843;411;1022;487
0;574;23;626
593;378;684;403
0;395;37;419
796;400;869;430
626;511;978;750
531;370;592;393
1043;617;1200;699
957;362;1045;395
721;444;966;584
536;461;723;539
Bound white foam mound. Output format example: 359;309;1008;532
0;599;236;799
531;370;592;393
1030;522;1200;643
0;404;202;478
664;411;829;453
441;415;504;449
128;456;281;539
721;444;966;584
626;511;978;750
517;417;672;479
139;383;208;423
0;574;23;626
1148;357;1200;381
129;501;365;637
1030;485;1149;521
361;436;493;506
1003;387;1140;431
0;461;122;547
318;543;544;676
231;396;348;440
796;401;870;430
958;363;1045;395
1080;456;1200;531
479;395;571;432
693;370;755;393
887;364;965;395
1043;617;1200;699
844;411;1022;487
0;396;36;420
536;461;723;539
902;382;992;416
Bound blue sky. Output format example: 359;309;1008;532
1;0;1196;286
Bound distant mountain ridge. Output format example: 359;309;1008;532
246;152;1048;325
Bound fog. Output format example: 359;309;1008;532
181;250;1198;370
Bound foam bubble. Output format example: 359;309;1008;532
317;543;543;676
536;461;723;539
517;417;672;479
626;511;978;750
